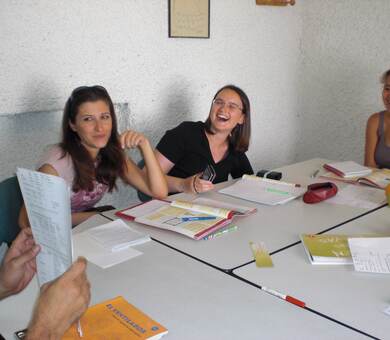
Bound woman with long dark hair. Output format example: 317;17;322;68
154;84;253;194
19;85;167;226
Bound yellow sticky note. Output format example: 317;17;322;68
250;241;273;267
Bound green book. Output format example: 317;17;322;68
301;234;352;265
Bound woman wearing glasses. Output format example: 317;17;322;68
19;86;167;227
155;84;253;194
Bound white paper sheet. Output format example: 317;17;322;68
72;231;142;269
17;168;72;286
348;237;390;274
87;219;150;251
326;185;386;209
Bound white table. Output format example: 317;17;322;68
0;215;369;340
234;207;390;340
105;159;385;271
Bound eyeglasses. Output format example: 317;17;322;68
69;85;109;101
212;98;243;113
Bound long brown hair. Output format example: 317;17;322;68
61;85;126;192
204;84;251;152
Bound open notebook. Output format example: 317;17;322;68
219;175;305;205
321;168;390;189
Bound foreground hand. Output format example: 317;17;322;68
27;257;91;340
0;228;40;299
120;130;149;150
185;174;214;194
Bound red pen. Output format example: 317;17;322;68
261;286;306;308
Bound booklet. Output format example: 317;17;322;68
15;296;168;340
323;161;372;178
301;234;353;265
321;168;390;190
218;175;305;206
301;234;389;265
116;198;255;240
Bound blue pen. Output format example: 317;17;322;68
181;216;217;222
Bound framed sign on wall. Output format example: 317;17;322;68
168;0;210;39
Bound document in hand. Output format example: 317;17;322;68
218;175;305;205
62;296;168;339
323;161;372;178
16;168;72;286
115;198;250;240
348;237;390;274
321;168;390;190
300;234;353;265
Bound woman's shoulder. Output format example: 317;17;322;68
38;144;73;174
367;112;381;127
39;144;67;161
174;120;203;130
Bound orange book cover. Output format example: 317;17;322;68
62;296;168;340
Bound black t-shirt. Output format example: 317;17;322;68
156;121;253;184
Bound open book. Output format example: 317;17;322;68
218;175;305;205
116;198;255;240
61;296;168;339
321;168;390;189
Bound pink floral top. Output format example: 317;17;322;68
38;146;108;213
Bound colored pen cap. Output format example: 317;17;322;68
303;182;338;204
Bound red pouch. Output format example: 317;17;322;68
303;182;338;204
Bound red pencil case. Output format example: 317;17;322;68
303;182;338;204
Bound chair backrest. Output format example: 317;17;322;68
136;160;152;202
0;176;22;244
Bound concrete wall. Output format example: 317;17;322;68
297;0;390;163
0;0;303;207
2;1;389;208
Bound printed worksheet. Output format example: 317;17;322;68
348;237;390;274
17;168;72;286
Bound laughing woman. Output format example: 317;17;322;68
154;84;254;194
365;69;390;169
19;85;167;227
